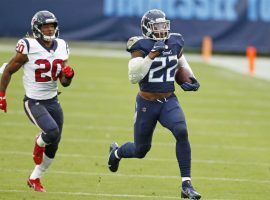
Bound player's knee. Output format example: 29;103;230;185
173;123;188;141
135;144;151;158
43;127;60;144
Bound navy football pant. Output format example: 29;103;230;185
117;93;191;177
23;96;63;159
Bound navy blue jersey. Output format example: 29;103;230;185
127;33;184;93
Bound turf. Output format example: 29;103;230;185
0;51;269;200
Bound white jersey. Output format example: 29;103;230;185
16;38;69;100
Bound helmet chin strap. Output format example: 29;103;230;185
42;34;56;42
153;35;166;41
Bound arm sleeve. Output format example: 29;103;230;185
178;54;195;78
128;56;153;84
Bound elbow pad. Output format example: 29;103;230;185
128;56;153;84
178;55;195;77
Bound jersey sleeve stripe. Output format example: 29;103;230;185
22;38;30;53
52;40;58;52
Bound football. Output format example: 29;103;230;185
174;67;192;85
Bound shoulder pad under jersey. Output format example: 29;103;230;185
16;38;30;54
126;36;144;51
169;33;185;46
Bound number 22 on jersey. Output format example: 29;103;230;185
148;55;178;83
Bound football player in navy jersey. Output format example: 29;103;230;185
108;9;201;199
0;11;74;192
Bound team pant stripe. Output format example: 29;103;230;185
24;100;46;134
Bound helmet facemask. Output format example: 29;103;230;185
34;23;59;42
148;19;170;40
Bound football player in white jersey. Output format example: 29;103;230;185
0;10;74;192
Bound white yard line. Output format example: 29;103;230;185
1;116;270;130
0;189;233;200
0;44;130;58
209;55;270;81
0;168;269;184
0;150;269;167
6;106;269;117
0;126;270;152
0;189;178;199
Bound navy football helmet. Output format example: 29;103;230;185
31;10;59;42
141;9;170;40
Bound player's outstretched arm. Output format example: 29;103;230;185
0;53;27;113
59;61;74;87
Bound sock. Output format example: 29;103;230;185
37;134;46;147
182;177;191;182
30;154;53;179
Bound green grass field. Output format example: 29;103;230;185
0;50;270;200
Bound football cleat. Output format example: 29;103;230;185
27;178;46;192
181;180;201;199
33;136;45;165
108;142;120;172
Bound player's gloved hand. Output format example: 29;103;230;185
180;77;200;91
151;40;166;54
0;92;7;113
61;66;74;79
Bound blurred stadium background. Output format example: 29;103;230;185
0;0;270;199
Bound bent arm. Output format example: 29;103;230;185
59;60;73;87
0;52;28;92
178;54;200;91
178;54;195;78
128;50;159;84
